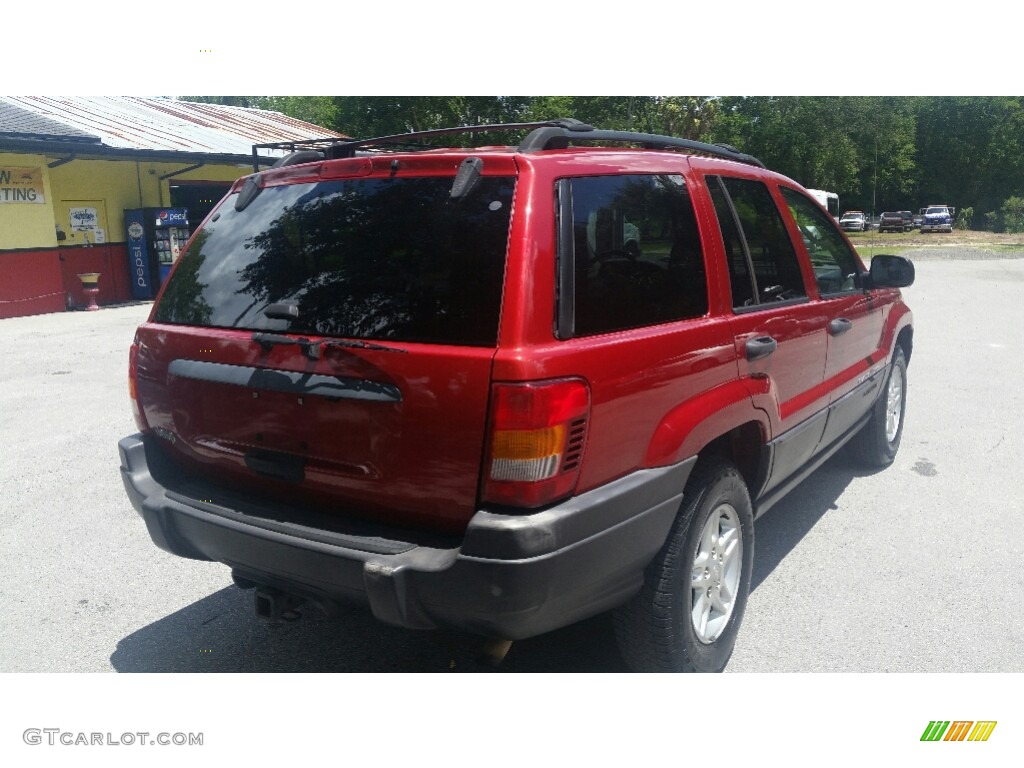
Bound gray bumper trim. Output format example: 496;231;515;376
119;433;695;638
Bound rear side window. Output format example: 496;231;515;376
707;175;808;309
558;174;707;337
154;176;516;346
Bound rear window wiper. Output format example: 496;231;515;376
252;332;406;359
316;338;407;356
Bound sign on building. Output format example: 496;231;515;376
0;167;45;204
69;207;99;230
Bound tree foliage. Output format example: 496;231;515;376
995;197;1024;233
182;95;1024;230
708;97;919;213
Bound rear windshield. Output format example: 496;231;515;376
154;175;516;346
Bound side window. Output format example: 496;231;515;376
780;187;861;295
561;174;707;337
707;175;808;309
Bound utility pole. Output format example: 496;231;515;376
872;137;878;222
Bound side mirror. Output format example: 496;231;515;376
865;254;915;289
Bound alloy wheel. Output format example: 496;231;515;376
690;503;743;643
886;364;904;444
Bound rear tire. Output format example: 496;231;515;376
850;346;908;467
614;458;754;672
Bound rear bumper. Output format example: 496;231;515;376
119;433;693;639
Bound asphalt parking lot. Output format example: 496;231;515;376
2;256;1023;673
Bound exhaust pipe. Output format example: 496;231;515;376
253;587;305;624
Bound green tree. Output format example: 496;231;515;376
855;96;918;214
709;97;917;214
331;97;533;136
712;98;835;187
997;196;1024;233
914;97;1024;216
644;97;719;140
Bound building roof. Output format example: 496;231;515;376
0;100;100;143
0;96;347;163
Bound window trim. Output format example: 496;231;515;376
709;175;759;308
555;178;576;340
731;295;811;314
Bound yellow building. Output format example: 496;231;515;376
0;97;346;318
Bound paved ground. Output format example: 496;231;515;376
1;256;1022;673
730;255;1024;672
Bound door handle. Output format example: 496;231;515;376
745;336;777;361
829;318;853;336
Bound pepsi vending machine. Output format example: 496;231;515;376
125;208;190;299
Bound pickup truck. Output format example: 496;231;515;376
839;211;868;232
921;205;955;233
878;212;906;233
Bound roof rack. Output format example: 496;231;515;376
249;119;585;171
250;118;764;172
517;125;765;168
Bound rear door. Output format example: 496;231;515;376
703;174;829;492
134;160;518;533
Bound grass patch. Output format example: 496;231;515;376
847;228;1024;258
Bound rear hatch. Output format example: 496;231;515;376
133;155;518;533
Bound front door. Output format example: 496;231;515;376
778;186;886;447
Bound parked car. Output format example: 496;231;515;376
878;211;905;233
839;211;868;232
899;211;914;231
118;119;915;673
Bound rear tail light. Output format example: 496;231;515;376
128;340;149;433
482;379;590;508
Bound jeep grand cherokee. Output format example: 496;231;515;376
119;120;915;672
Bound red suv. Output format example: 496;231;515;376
119;120;915;672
